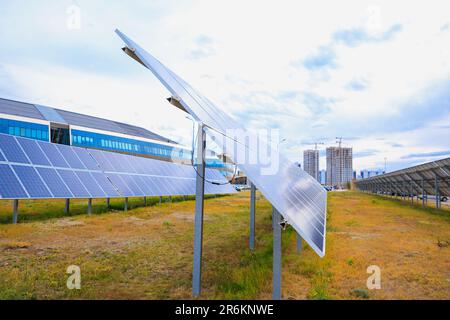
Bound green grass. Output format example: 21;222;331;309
0;195;224;224
0;190;449;300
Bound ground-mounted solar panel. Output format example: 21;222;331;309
116;30;326;256
141;176;161;195
120;174;145;196
57;170;91;198
36;167;73;198
75;171;106;198
56;144;86;169
355;157;450;198
16;137;51;166
73;148;100;170
90;172;120;197
107;173;135;197
37;141;70;168
0;134;30;164
0;164;28;199
12;165;52;198
88;149;115;171
0;133;235;201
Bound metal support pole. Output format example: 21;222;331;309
169;196;172;203
159;196;162;205
124;197;128;211
106;198;110;210
12;199;19;224
435;174;440;209
192;123;206;297
296;233;302;253
422;179;425;207
272;207;282;300
144;196;147;207
249;182;256;251
410;182;414;205
64;199;70;214
87;198;92;216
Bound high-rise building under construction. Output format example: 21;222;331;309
303;149;320;181
326;147;353;188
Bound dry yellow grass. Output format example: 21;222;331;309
0;191;448;300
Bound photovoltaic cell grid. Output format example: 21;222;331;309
0;133;235;200
115;30;327;257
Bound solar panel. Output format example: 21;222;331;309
56;144;86;169
143;176;163;195
107;174;135;196
12;165;52;198
120;174;145;196
37;141;70;168
16;137;51;166
116;30;326;256
75;171;107;197
0;164;28;198
0;149;5;161
73;148;99;170
57;170;91;198
89;149;115;171
90;172;120;197
36;167;73;198
0;134;30;164
0;133;235;201
0;98;45;120
355;157;450;197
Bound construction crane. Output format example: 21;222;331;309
336;137;343;148
335;137;344;189
302;141;325;150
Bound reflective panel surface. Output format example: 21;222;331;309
116;30;327;256
0;133;235;201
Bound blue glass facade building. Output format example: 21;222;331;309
0;97;232;171
0;118;49;142
71;129;192;161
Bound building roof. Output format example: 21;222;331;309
0;97;176;144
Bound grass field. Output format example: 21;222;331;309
0;191;449;300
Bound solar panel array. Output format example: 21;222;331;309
116;30;327;257
355;157;450;197
0;133;235;200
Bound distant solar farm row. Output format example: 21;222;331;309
355;157;449;207
0;133;235;200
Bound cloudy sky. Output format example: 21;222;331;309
0;0;449;172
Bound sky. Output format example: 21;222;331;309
0;0;449;172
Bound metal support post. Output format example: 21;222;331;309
65;199;70;214
124;197;128;211
87;198;92;216
296;233;302;254
435;174;440;209
159;196;162;205
250;182;256;251
272;207;282;300
192;123;206;297
422;179;425;207
106;198;110;210
12;199;19;224
144;196;147;207
410;182;414;205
